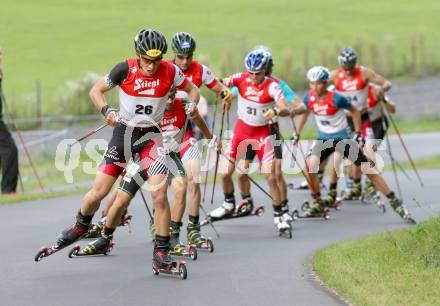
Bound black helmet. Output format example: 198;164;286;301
134;29;167;59
338;47;357;70
172;32;196;54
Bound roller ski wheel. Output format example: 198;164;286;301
68;242;115;258
190;237;214;253
301;200;311;212
291;208;330;220
152;260;187;280
170;245;198;261
34;247;51;262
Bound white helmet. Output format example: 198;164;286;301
307;66;330;82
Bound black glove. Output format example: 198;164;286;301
101;105;118;118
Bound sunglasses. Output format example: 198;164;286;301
140;56;162;64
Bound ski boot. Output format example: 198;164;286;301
208;201;235;221
343;183;362;200
84;217;105;239
389;197;416;224
361;180;386;213
68;231;114;258
274;206;293;239
293;201;330;220
187;221;214;253
169;222;197;260
321;189;342;210
35;212;92;262
152;238;187;280
236;197;254;216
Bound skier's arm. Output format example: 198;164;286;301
363;67;392;92
348;106;362;134
181;81;200;104
189;107;213;140
383;96;396;113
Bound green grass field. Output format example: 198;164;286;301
313;216;440;306
1;0;440;117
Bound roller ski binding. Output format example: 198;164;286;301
152;248;187;280
35;213;91;262
187;221;214;253
292;201;329;220
389;198;416;224
169;224;197;260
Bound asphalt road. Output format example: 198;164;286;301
1;168;439;306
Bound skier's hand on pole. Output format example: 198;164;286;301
101;105;120;127
220;89;233;110
291;132;300;146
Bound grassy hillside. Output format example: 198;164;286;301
1;0;440;117
313;216;440;306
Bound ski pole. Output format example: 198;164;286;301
385;133;402;199
210;103;226;205
202;94;219;204
383;108;424;187
199;204;220;238
70;123;109;146
139;188;153;222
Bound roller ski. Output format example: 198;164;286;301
169;223;197;260
201;200;264;226
68;233;115;258
274;208;293;239
389;197;416;224
34;213;91;262
152;248;187;280
292;201;330;220
187;221;214;253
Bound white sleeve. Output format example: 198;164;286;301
173;64;186;88
201;64;217;87
223;72;242;88
269;82;284;101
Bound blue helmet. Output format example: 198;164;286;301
307;66;330;82
244;49;269;73
254;45;273;68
